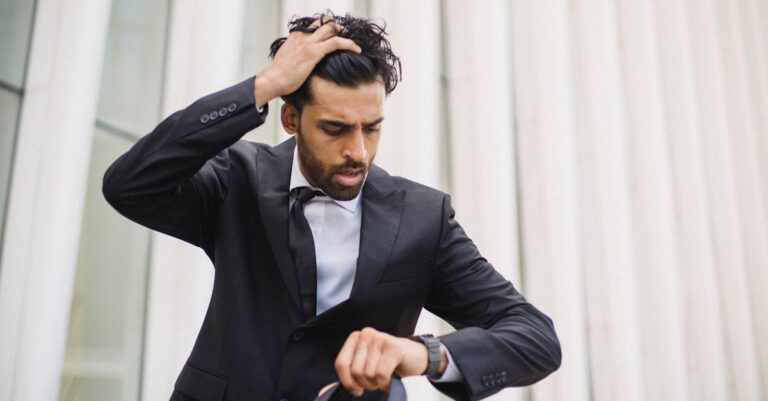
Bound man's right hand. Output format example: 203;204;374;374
253;17;362;108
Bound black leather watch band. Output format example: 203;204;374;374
409;334;443;379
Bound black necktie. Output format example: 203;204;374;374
289;187;324;321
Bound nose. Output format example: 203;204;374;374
341;129;367;162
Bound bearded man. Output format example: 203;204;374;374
103;13;561;401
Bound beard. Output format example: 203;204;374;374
295;131;371;201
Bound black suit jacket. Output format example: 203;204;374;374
102;76;561;401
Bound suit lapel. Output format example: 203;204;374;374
306;164;404;327
349;165;404;299
256;137;301;314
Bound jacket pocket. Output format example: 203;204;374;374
174;362;228;401
377;260;430;283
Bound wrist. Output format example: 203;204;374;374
438;343;448;375
253;73;276;108
409;334;446;379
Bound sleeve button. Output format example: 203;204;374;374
209;110;219;120
227;103;237;112
200;114;210;124
218;107;228;117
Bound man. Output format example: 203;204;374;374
103;13;560;401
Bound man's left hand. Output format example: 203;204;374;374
331;327;446;397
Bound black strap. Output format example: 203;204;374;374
312;376;407;401
289;187;325;321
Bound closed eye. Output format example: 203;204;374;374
322;127;345;136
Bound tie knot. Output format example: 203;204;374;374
294;187;325;204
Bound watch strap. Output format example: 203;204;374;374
409;334;442;379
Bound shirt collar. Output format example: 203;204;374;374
289;146;364;213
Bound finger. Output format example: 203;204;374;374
350;336;374;390
318;36;362;55
335;332;364;396
310;20;343;42
309;14;334;28
375;341;401;391
363;340;383;389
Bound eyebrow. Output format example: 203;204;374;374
318;117;385;128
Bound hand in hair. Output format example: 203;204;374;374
254;16;362;108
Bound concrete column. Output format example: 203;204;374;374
510;2;589;401
715;0;768;393
443;1;521;400
568;1;644;400
0;0;112;399
615;1;690;400
686;0;764;399
653;0;730;399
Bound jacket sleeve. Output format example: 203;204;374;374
425;195;562;401
102;76;267;256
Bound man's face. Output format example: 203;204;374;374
282;76;385;200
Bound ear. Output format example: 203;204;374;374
280;103;300;135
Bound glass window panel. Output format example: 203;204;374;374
240;0;280;81
59;375;124;401
96;0;169;135
0;0;36;87
0;89;21;255
240;0;281;144
59;128;150;401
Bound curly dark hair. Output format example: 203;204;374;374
269;12;402;111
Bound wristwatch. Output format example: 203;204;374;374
409;334;443;379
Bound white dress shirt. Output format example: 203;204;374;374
289;147;363;316
288;147;462;382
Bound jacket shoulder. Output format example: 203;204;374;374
228;138;271;155
390;175;449;204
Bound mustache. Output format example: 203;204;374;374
331;161;366;173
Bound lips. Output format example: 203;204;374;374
334;169;363;187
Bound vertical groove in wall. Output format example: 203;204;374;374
564;1;597;400
137;232;154;401
435;5;456;395
507;0;527;298
437;0;453;195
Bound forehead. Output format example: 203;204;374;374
304;76;385;122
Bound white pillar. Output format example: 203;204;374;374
140;1;246;400
568;1;644;400
0;0;112;399
686;0;764;399
615;1;691;400
714;0;768;393
510;2;590;401
653;0;731;400
443;1;521;400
